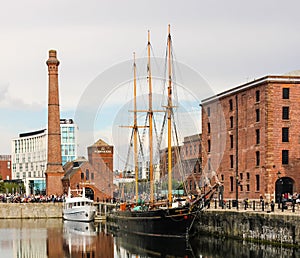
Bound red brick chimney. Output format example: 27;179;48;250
45;50;64;196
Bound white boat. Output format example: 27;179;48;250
63;187;96;222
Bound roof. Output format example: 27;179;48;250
62;157;89;180
90;139;110;147
201;75;300;104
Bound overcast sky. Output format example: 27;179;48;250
1;1;300;165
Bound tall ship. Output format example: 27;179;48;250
108;25;220;238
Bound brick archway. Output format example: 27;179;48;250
275;177;294;203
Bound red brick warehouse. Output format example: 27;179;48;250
201;74;300;202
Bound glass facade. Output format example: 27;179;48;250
11;119;78;195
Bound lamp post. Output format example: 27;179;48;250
277;171;282;209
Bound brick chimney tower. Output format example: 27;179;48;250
45;50;64;195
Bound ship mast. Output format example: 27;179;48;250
147;30;154;204
167;24;173;206
133;52;139;202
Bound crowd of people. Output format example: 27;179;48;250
0;193;65;203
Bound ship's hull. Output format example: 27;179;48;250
63;205;96;222
107;207;195;238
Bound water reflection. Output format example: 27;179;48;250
0;219;298;258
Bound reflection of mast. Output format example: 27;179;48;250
133;52;139;202
147;30;154;203
167;24;173;206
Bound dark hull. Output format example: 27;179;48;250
107;207;196;238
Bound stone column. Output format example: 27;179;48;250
45;50;64;196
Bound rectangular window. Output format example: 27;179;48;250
247;184;250;191
230;155;234;168
230;176;234;192
207;107;211;117
246;172;250;180
230;135;234;148
229;99;233;111
256;151;260;166
207;123;211;134
230;116;234;128
282;150;289;165
282;88;289;99
255;129;260;144
255;90;260;102
256;175;260;191
208;158;211;171
256;109;260;122
208;140;211;153
282;127;289;142
282;107;289;120
239;173;243;180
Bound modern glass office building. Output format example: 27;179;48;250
11;119;78;195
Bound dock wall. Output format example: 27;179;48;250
195;210;300;246
0;203;63;219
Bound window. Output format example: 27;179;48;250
282;107;289;120
256;175;260;191
229;99;233;111
230;116;234;128
256;109;260;122
256;151;260;166
221;174;224;181
282;88;289;99
230;176;234;192
208;140;211;152
207;107;211;117
230;155;234;168
81;172;84;180
246;172;250;180
207;123;211;134
256;129;260;144
282;127;289;142
255;90;260;102
282;150;289;164
247;184;250;191
230;135;234;148
91;173;94;180
208;158;211;171
239;173;243;180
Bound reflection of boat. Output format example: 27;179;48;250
63;220;97;256
63;187;96;222
107;25;220;238
63;220;97;236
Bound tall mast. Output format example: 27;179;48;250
147;30;154;203
167;24;173;206
133;52;139;202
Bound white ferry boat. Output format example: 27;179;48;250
63;187;96;222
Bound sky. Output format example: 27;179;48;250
1;1;300;169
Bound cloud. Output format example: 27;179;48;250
0;83;44;111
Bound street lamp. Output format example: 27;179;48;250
277;171;282;209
